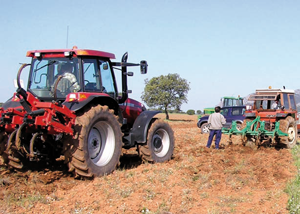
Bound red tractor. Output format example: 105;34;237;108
242;88;297;148
0;47;175;178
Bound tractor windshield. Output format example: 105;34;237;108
28;58;81;100
223;98;243;107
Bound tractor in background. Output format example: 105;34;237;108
223;87;297;148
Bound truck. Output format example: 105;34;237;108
197;105;245;134
0;47;175;178
198;96;244;119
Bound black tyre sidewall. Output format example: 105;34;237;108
279;116;297;149
147;121;174;163
0;132;8;164
80;107;122;176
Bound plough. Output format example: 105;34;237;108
222;116;288;147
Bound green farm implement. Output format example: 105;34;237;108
223;116;288;147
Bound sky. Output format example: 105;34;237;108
1;0;300;112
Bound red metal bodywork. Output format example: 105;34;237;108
1;91;145;136
26;48;116;59
119;98;146;125
0;91;76;135
245;109;297;123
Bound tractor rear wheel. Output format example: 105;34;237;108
279;116;297;149
68;105;122;178
140;120;174;163
0;132;8;165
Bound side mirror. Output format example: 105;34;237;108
140;60;148;74
103;63;109;70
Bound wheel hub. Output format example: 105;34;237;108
288;127;295;142
88;128;102;159
153;134;163;153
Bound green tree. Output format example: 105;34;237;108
197;110;202;114
141;73;190;119
187;109;195;115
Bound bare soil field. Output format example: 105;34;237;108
0;113;297;214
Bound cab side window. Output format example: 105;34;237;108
221;108;228;116
283;94;289;109
232;107;244;116
83;59;100;91
289;94;296;110
99;60;116;96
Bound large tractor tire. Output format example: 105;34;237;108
140;120;174;163
279;116;297;149
67;105;122;178
6;130;24;170
0;132;8;165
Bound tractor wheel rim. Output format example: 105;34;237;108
88;121;115;166
153;134;163;153
287;126;296;143
152;129;170;157
88;128;102;160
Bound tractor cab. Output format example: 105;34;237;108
26;48;118;101
245;88;297;121
220;96;243;108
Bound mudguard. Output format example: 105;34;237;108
124;110;160;147
2;99;22;110
63;95;120;115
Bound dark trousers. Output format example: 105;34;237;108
206;129;222;149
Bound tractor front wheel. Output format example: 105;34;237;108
68;105;122;178
279;116;297;149
140;120;174;163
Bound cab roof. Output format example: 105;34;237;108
222;96;243;99
256;88;295;94
26;46;115;59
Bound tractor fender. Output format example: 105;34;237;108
235;120;244;125
2;98;22;110
125;110;160;145
63;95;120;116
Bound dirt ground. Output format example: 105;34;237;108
0;113;297;214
